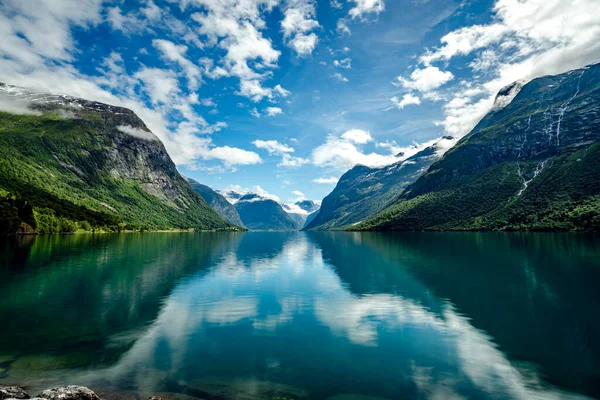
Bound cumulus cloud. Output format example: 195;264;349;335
278;154;310;168
281;0;320;56
209;146;262;167
313;176;339;184
153;39;202;89
312;130;441;170
397;66;454;94
253;140;294;155
336;19;351;36
403;0;600;138
332;72;349;83
334;58;352;69
265;106;284;116
341;129;372;144
390;94;421;109
348;0;385;19
190;0;285;101
312;135;398;169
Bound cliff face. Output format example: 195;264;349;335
0;83;231;233
305;140;448;230
358;64;600;231
187;178;245;227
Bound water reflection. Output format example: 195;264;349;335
0;232;598;399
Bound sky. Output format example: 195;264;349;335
0;0;599;204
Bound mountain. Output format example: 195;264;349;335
304;209;319;229
217;189;245;205
0;83;232;234
356;64;600;232
234;194;299;231
187;178;245;227
282;200;320;228
305;139;453;230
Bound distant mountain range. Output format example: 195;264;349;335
216;189;320;231
233;193;299;231
354;64;600;231
0;83;233;234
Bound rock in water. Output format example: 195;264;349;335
0;386;30;400
38;386;100;400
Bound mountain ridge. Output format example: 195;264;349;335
355;64;600;232
0;82;233;233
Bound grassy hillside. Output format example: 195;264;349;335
187;178;245;227
356;64;600;232
0;88;233;233
305;142;444;230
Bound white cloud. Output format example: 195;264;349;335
312;135;398;169
117;125;159;141
332;72;349;83
390;94;421;109
313;176;339;184
153;39;202;89
278;154;310;168
397;66;454;94
348;0;385;19
334;58;352;69
410;0;600;138
134;67;181;106
250;107;261;117
336;19;351;36
208;146;262;167
341;129;372;144
289;33;319;56
265;106;283;116
253;185;281;203
281;0;320;56
238;79;275;102
274;84;291;97
291;190;305;202
190;0;283;101
253;140;294;155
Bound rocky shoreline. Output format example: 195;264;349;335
0;386;160;400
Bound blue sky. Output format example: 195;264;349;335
1;0;598;204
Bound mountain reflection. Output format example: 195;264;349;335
1;232;598;399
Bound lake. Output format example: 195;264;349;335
0;232;599;400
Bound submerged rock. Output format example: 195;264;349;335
38;386;100;400
0;386;30;400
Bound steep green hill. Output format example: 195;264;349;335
235;194;299;231
0;83;232;233
187;178;245;227
305;140;450;230
356;64;600;232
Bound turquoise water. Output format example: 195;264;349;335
0;232;599;399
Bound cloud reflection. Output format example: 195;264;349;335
86;233;590;399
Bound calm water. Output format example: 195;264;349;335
0;232;599;400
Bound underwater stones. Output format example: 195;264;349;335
0;386;30;400
38;386;100;400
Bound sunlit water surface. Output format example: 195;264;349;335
1;232;599;400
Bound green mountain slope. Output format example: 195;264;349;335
0;83;232;233
356;64;600;232
305;140;451;230
187;178;245;227
235;194;299;231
